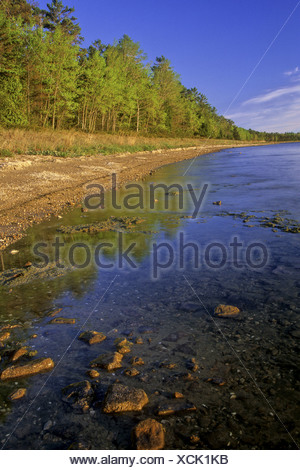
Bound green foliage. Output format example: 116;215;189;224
0;1;299;141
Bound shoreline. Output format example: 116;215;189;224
0;141;270;251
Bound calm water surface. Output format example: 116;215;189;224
0;143;299;450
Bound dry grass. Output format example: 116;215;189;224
0;128;259;158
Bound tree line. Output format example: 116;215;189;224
1;0;299;142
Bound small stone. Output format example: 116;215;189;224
1;358;54;380
48;308;62;317
91;352;123;371
131;357;144;366
87;369;100;379
62;381;93;413
103;384;149;413
157;402;197;416
125;368;140;377
49;317;76;325
214;304;240;318
79;331;106;345
289;329;300;339
174;392;184;399
190;435;200;444
0;332;10;343
160;361;177;369
213;201;222;205
133;419;165;450
206;377;226;386
11;347;29;362
187;358;199;372
9;388;26;400
23;261;32;268
115;338;132;354
43;420;53;431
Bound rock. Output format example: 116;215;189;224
48;308;62;317
174;392;184;399
205;377;226;386
125;368;140;377
160;361;177;369
157;401;197;416
79;331;106;345
11;347;29;362
135;337;144;345
115;338;132;354
186;358;199;372
62;380;93;413
1;358;54;380
131;357;144;366
213;201;222;205
87;369;100;379
289;329;300;339
91;352;123;371
214;304;240;318
133;418;165;450
0;332;10;343
190;435;200;444
49;317;76;324
103;384;149;413
9;388;27;400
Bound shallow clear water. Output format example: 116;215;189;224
0;143;299;450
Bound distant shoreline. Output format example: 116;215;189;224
0;140;273;252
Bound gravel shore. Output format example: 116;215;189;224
0;142;265;251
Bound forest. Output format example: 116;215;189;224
1;0;299;143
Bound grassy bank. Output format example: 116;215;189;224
0;129;265;158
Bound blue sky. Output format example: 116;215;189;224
39;0;300;132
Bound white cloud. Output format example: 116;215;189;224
242;83;300;105
284;66;299;76
226;75;300;132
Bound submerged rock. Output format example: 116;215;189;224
91;352;123;371
0;331;10;343
1;358;54;380
62;380;93;413
11;347;30;362
157;401;197;416
205;377;226;386
125;368;140;377
49;317;76;325
213;201;222;205
133;418;165;450
79;331;106;345
103;384;149;413
131;357;145;366
9;388;27;400
214;304;240;318
115;338;132;354
87;369;100;379
186;357;199;372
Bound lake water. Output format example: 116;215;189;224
0;143;299;450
